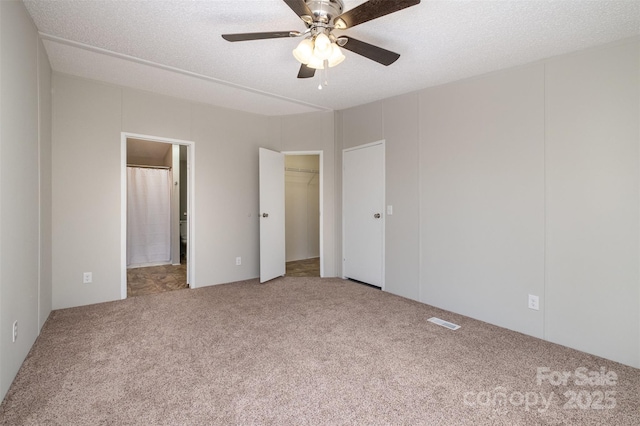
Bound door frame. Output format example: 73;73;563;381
282;150;324;278
120;132;196;299
341;140;385;290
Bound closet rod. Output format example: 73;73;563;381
127;164;171;170
285;167;319;174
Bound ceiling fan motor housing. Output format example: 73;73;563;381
305;0;344;25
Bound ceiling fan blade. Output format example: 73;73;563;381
297;64;316;79
222;31;300;42
340;36;400;66
334;0;421;29
283;0;314;22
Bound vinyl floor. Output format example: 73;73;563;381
127;262;188;297
286;257;320;277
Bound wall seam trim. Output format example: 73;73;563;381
543;62;548;342
37;33;42;334
417;93;423;305
637;40;640;368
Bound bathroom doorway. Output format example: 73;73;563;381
284;153;321;277
121;133;195;298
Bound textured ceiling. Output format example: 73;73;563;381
24;0;640;116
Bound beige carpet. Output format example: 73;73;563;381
1;277;638;425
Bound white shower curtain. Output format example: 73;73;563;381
127;167;172;267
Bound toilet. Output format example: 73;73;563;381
179;220;188;258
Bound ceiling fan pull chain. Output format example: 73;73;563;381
317;59;329;90
323;60;329;87
318;60;329;90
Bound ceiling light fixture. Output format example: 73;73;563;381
292;31;345;89
293;33;345;69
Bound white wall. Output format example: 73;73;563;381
420;64;546;338
384;94;420;301
190;102;274;285
52;75;336;309
338;38;640;368
338;94;421;301
38;36;53;332
544;41;640;367
52;75;122;308
285;155;320;262
0;0;52;399
269;112;337;277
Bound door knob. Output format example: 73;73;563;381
262;213;269;218
374;213;381;219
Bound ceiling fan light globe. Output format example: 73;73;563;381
292;39;314;64
314;46;333;61
307;55;325;70
314;33;331;50
313;33;333;60
327;44;345;67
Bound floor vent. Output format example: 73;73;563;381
427;317;461;330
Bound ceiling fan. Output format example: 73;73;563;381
221;0;421;83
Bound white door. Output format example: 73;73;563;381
343;142;385;287
259;148;286;283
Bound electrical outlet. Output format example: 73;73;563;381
235;257;242;266
83;272;92;284
12;321;18;343
528;294;540;311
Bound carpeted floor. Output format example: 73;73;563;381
1;277;639;425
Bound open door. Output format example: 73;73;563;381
259;148;286;283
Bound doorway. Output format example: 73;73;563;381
284;154;320;277
121;133;195;298
258;148;324;282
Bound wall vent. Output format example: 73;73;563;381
427;317;460;330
